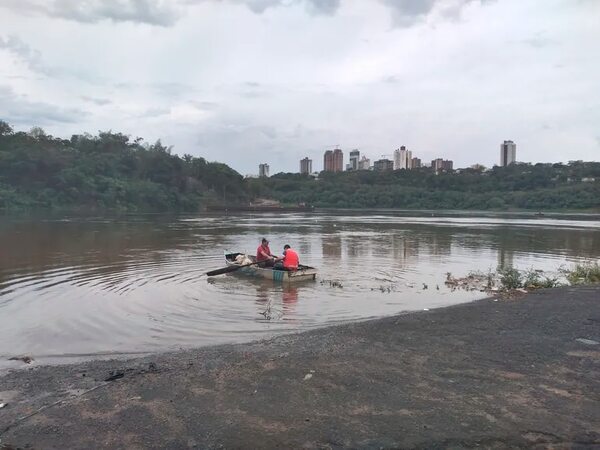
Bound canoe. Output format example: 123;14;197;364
225;253;317;283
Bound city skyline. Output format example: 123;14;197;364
1;1;598;175
263;139;518;175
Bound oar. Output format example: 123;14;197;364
206;260;265;277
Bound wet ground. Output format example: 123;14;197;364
1;286;598;449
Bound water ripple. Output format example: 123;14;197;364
0;212;598;367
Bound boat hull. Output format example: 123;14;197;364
225;253;317;283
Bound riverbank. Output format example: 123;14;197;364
1;286;599;449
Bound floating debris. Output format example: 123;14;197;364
104;371;125;382
320;279;343;289
8;356;33;364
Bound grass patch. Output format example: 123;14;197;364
562;262;600;285
497;266;523;290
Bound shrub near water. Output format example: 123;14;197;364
522;269;561;289
496;267;561;290
563;262;600;285
497;266;523;290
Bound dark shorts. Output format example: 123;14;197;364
273;262;296;271
258;259;274;268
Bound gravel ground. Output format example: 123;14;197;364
0;286;599;449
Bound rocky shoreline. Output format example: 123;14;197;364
1;286;599;449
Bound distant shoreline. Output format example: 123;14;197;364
1;207;599;219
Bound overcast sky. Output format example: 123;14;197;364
1;0;598;174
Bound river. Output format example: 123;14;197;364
1;211;598;369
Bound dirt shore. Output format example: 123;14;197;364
1;286;599;449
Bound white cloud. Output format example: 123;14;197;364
0;0;598;173
0;85;87;124
0;0;180;26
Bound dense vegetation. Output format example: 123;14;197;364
0;121;247;211
0;121;598;211
248;162;600;210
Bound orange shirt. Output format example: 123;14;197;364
283;248;299;270
256;244;272;261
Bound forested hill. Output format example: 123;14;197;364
0;121;247;211
247;161;600;211
1;121;599;212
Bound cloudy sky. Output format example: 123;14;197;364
0;0;598;174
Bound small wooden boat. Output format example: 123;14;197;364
225;253;317;283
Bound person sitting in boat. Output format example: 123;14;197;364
273;244;299;271
256;238;275;267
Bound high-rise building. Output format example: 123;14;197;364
411;157;422;169
259;163;269;178
300;157;312;175
393;146;412;170
431;158;453;173
333;148;343;172
500;140;516;166
373;159;394;171
348;149;360;171
358;156;371;170
324;150;333;172
324;148;343;172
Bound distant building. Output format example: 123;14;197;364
393;146;412;170
431;158;453;173
323;150;333;172
347;149;360;171
373;158;394;171
470;163;486;171
358;156;371;170
324;148;343;172
300;157;312;175
411;157;422;169
333;148;343;172
259;163;270;178
500;140;516;166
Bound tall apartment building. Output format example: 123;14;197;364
500;140;516;166
324;148;343;172
323;150;333;172
431;158;453;173
393;146;412;170
259;163;269;178
333;148;343;172
347;149;360;171
374;159;394;171
300;157;312;175
358;156;371;170
411;157;422;169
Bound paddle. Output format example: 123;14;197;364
206;260;266;277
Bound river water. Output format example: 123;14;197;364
0;211;598;368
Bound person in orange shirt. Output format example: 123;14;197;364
274;244;299;271
256;238;275;267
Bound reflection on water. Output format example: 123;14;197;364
0;211;599;368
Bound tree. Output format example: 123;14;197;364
0;120;13;136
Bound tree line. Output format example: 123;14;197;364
0;121;246;211
1;121;598;211
248;161;600;211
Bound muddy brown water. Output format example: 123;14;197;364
0;211;598;369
